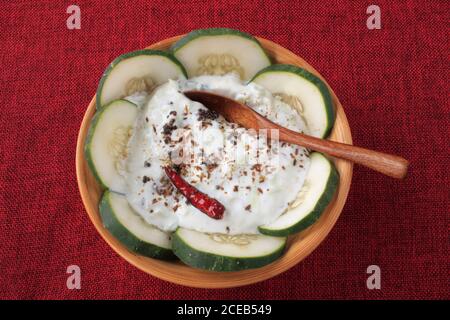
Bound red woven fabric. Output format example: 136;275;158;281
0;0;448;299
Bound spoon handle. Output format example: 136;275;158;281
278;128;409;179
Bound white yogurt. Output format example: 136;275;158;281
124;73;310;234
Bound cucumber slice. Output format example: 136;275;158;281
99;191;176;260
258;153;339;236
85;99;137;193
172;228;286;271
171;28;271;80
251;64;335;138
96;50;187;109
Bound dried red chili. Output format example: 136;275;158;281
164;166;225;220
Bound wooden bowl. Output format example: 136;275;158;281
76;35;353;288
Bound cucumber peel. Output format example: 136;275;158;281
99;191;176;260
171;28;271;80
251;64;335;138
96;49;187;109
172;228;286;271
84;99;138;193
258;153;339;236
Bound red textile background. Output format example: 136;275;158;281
0;0;448;300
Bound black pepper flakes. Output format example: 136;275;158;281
142;176;150;184
164;136;172;144
197;108;219;121
162;118;177;135
252;164;262;172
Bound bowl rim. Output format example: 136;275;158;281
76;35;353;288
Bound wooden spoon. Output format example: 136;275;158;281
185;91;409;179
